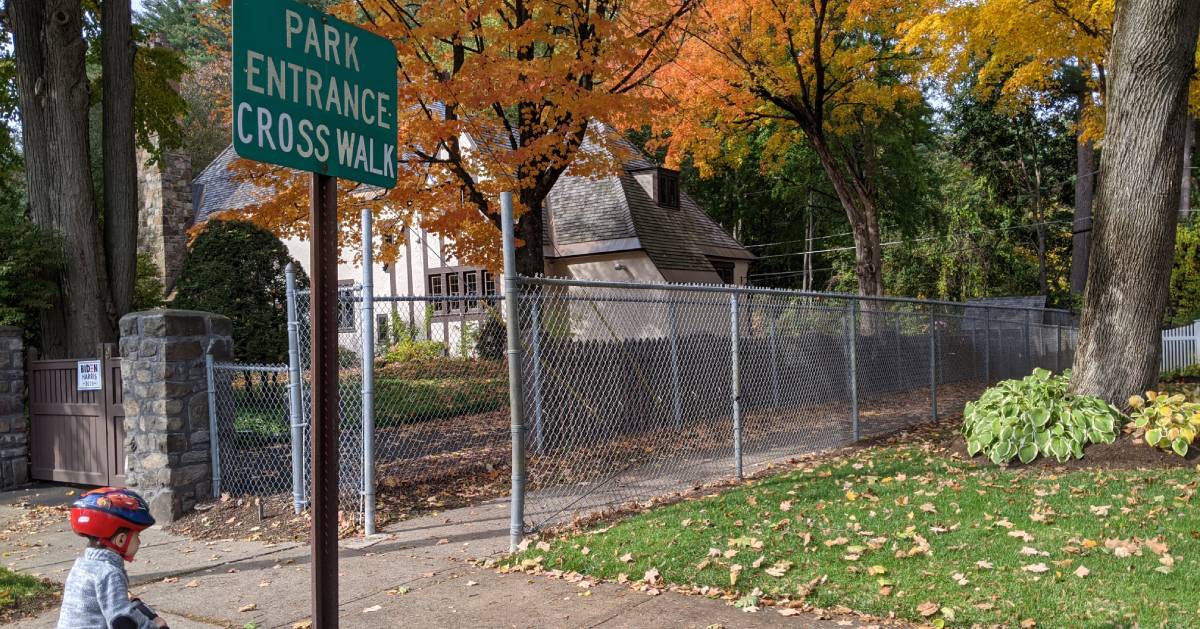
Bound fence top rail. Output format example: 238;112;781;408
515;276;1076;316
213;362;290;373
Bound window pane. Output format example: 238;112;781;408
482;270;497;297
428;274;444;312
447;273;461;312
464;272;479;311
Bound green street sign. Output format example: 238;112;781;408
232;0;397;188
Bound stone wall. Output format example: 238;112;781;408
137;146;193;292
119;310;231;522
0;327;27;489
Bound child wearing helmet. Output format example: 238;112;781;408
56;487;169;629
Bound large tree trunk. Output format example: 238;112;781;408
102;0;137;317
11;0;116;357
515;192;546;278
1069;0;1200;404
8;0;69;355
1070;133;1095;294
809;135;884;296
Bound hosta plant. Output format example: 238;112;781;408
962;369;1121;465
1128;391;1200;457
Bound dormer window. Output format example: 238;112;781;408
655;169;680;209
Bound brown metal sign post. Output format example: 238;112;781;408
309;173;340;626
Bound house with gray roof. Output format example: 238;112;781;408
189;123;753;345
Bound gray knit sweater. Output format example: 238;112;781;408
56;547;160;629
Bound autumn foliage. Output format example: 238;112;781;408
654;0;925;295
217;0;693;273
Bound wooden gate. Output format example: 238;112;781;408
28;347;125;486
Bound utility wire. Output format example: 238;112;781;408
754;218;1084;260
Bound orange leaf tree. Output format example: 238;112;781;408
656;0;925;296
223;0;694;274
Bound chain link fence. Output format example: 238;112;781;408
513;277;1077;530
205;270;1077;535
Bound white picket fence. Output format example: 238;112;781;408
1162;321;1200;372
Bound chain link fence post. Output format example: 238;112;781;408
1056;324;1063;373
730;293;742;480
530;296;544;453
1025;309;1033;372
361;208;377;536
846;300;859;441
769;302;781;412
983;307;991;385
285;263;306;513
929;307;938;422
205;351;221;498
502;192;528;552
668;298;683;429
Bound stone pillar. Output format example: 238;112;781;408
119;310;232;523
0;327;28;489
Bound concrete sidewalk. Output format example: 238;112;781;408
2;497;863;628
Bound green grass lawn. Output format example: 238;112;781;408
511;434;1200;627
0;567;57;622
228;359;508;438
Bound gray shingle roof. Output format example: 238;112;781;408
191;146;275;224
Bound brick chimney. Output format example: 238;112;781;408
137;146;192;292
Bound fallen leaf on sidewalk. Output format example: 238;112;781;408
386;587;410;595
161;577;178;584
258;580;270;587
185;580;200;588
466;580;479;586
290;621;311;629
362;605;382;613
238;603;257;612
777;609;801;617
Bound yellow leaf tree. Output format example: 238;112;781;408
655;0;925;296
222;0;694;274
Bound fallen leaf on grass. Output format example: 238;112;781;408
917;601;939;617
1023;563;1049;574
643;568;661;585
824;536;849;547
1073;566;1090;578
779;500;793;512
580;547;590;556
765;560;793;577
1020;546;1049;557
951;572;969;586
975;560;994;570
1008;530;1035;542
535;541;551;552
974;602;995;611
1089;505;1111;517
729;564;743;586
1020;620;1037;628
866;565;887;576
619;553;633;563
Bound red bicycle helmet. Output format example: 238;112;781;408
69;487;155;561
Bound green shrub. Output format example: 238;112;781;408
1128;391;1200;457
173;219;307;363
1161;364;1200;383
338;346;360;368
384;337;445;362
962;368;1120;465
475;313;506;361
